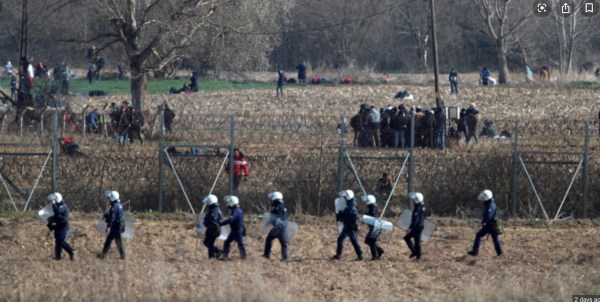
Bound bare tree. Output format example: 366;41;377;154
394;1;430;71
471;0;532;84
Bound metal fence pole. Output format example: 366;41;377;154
408;113;415;194
338;116;346;192
582;120;590;218
51;110;57;193
158;108;164;212
511;121;519;216
229;113;234;196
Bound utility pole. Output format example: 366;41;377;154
429;0;442;109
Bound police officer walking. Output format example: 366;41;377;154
404;192;425;260
202;195;222;259
98;190;126;260
263;192;289;261
468;190;503;257
332;190;363;261
47;193;76;261
219;196;247;260
361;195;384;260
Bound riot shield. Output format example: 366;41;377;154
360;215;394;242
97;214;135;239
468;208;483;228
195;217;230;241
395;209;437;243
38;204;53;224
258;212;298;243
334;198;346;234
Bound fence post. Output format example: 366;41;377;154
158;108;164;212
582;120;590;218
337;115;346;192
408;112;415;195
229;113;235;196
51;110;58;193
511;121;519;216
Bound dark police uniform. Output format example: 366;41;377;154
263;200;289;260
50;201;75;260
203;204;222;259
469;199;503;256
404;203;424;259
365;203;384;260
333;198;363;260
220;206;247;260
99;200;126;259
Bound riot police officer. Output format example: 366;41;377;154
98;190;126;260
47;192;75;261
219;196;247;260
361;195;384;260
404;192;425;260
468;190;503;256
332;190;363;261
202;194;222;259
263;191;289;261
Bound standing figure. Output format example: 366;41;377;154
465;103;479;145
116;103;131;150
361;195;384;260
9;75;17;100
480;66;491;86
190;71;199;92
468;190;503;257
434;107;446;149
296;62;307;84
98;190;126;260
332;190;363;261
525;64;534;83
128;107;144;145
225;148;249;193
163;104;176;133
449;68;459;94
5;60;13;76
202;195;222;259
47;193;76;261
219;196;247;260
276;70;285;97
263;192;289;261
403;192;425;260
368;106;381;147
375;173;392;200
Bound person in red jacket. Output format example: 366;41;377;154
225;148;249;193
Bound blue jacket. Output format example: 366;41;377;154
482;199;497;225
339;199;359;229
221;207;244;233
203;204;222;233
105;200;124;229
410;203;425;229
270;201;288;231
51;202;69;228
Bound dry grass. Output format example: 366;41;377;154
0;214;599;301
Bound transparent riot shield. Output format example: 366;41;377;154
258;212;298;243
395;209;437;243
38;204;53;224
195;215;230;241
97;214;135;239
360;215;394;242
334;198;346;234
468;208;483;228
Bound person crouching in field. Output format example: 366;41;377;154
404;192;424;260
219;196;247;260
362;195;384;260
468;190;503;257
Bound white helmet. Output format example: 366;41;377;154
225;195;239;207
478;190;493;201
408;192;424;205
339;190;355;201
203;194;218;205
47;192;63;203
268;192;283;202
107;190;120;202
361;195;376;205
